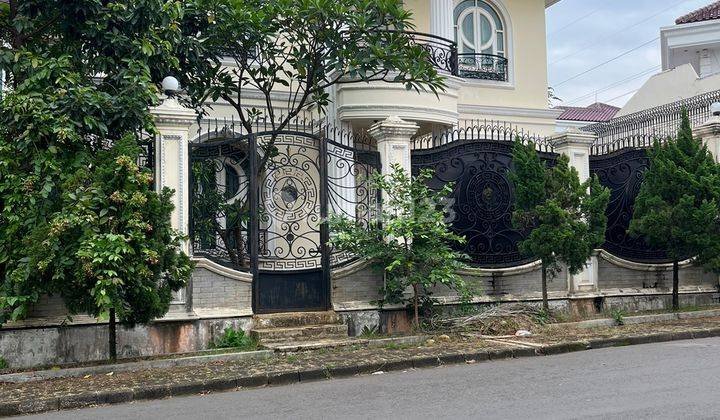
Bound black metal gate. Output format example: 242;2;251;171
190;127;380;313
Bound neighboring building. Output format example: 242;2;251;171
554;102;619;132
619;1;720;117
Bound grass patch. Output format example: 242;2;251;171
209;327;258;351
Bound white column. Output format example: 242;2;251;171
430;0;455;41
696;114;720;162
369;116;419;178
151;96;197;255
550;129;599;294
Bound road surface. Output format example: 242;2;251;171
24;337;720;419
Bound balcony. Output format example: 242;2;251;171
404;31;509;82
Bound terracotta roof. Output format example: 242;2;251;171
676;1;720;24
556;103;620;122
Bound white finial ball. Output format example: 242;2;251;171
711;102;720;117
161;76;180;94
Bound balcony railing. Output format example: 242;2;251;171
403;31;509;82
457;53;508;82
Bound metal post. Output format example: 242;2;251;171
249;134;260;313
319;136;331;310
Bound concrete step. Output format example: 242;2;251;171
253;311;341;329
250;324;348;342
262;338;369;352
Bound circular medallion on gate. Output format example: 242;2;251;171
263;166;318;223
466;170;511;220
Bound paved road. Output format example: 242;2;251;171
24;338;720;420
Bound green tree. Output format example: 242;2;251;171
510;140;610;311
179;0;445;131
328;165;470;328
177;0;446;268
0;1;194;360
630;110;720;311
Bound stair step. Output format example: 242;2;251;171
262;338;369;352
254;311;341;329
250;324;348;342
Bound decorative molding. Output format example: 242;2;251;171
192;258;254;283
457;103;564;120
597;250;694;271
456;260;542;277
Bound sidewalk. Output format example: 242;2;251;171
3;316;720;417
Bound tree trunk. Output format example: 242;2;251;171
109;307;117;362
672;259;679;311
412;283;420;329
541;264;549;312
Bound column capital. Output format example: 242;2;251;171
696;115;720;137
697;115;720;162
549;129;597;151
369;116;420;143
151;97;197;129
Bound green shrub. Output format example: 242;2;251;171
0;357;8;370
611;309;626;326
210;327;257;351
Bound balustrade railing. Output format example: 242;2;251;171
388;31;508;82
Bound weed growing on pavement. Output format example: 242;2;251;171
0;356;7;370
209;327;257;351
611;309;626;326
359;325;382;339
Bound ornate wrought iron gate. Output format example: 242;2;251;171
411;133;556;268
190;128;380;313
589;146;670;263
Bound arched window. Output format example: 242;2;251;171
454;0;505;57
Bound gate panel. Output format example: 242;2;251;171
590;148;670;263
411;140;555;268
189;139;252;270
255;132;328;313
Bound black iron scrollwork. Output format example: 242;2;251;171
412;140;556;268
590;148;670;263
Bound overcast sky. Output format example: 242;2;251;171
546;0;713;109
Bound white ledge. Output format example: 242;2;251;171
598;250;694;271
457;260;542;277
192;258;253;283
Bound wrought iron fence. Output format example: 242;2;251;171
190;118;381;272
195;116;376;151
412;120;554;152
585;89;720;151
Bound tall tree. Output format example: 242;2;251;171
178;0;444;132
630;110;720;311
510;140;610;311
328;165;470;328
177;0;446;269
0;0;194;360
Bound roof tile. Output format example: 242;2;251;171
676;1;720;24
556;103;620;122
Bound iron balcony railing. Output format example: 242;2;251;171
392;31;509;82
456;53;508;82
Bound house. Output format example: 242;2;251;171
619;1;720;117
555;102;619;132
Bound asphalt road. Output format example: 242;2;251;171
24;337;720;420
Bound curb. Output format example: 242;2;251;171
0;350;274;384
4;327;720;417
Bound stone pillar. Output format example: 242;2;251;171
696;114;720;162
369;116;419;180
430;0;455;41
550;129;599;294
151;96;197;255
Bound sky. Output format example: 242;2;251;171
546;0;713;109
